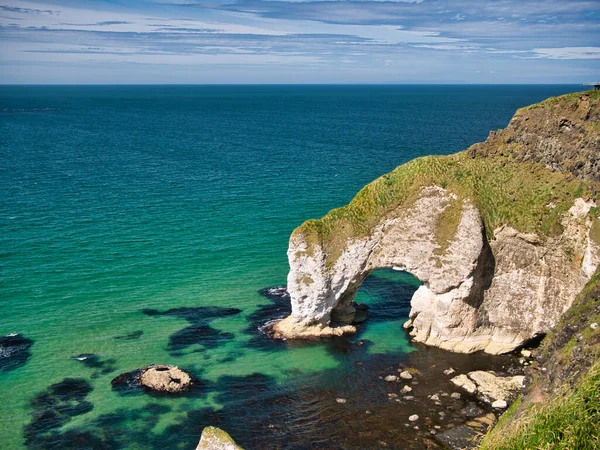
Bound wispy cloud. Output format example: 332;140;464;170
0;0;598;83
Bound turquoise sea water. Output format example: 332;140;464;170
0;85;581;449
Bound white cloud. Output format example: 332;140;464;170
531;47;600;60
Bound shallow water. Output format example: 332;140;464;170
0;85;579;449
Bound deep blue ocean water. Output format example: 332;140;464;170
0;85;582;449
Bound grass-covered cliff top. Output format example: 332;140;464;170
293;90;600;266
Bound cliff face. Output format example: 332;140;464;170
273;91;600;355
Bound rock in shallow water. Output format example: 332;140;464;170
196;426;243;450
0;333;34;372
111;364;193;393
140;365;192;393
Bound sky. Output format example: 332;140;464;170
0;0;599;84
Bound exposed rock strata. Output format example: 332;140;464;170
273;91;600;354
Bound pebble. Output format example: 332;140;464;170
388;393;398;398
591;323;598;330
520;349;532;358
450;392;461;399
403;395;415;400
443;368;455;376
385;375;398;382
434;425;441;430
409;414;419;422
336;398;347;404
430;394;440;401
399;370;413;380
401;385;413;394
492;400;508;409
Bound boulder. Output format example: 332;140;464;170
451;371;524;404
140;365;192;393
196;426;243;450
450;374;476;394
111;364;193;393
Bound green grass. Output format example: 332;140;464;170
291;89;600;268
480;362;600;450
293;152;593;267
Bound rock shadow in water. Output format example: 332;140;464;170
0;333;34;373
114;330;143;341
72;354;118;377
243;286;292;351
141;307;241;356
24;378;95;448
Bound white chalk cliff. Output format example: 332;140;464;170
273;91;600;354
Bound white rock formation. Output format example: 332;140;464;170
272;186;599;354
451;371;525;404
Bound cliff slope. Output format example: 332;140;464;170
274;90;600;355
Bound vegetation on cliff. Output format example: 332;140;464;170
293;90;600;267
481;268;600;449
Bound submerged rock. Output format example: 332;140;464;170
196;426;243;450
0;333;34;372
111;364;193;393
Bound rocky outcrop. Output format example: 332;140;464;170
111;364;193;393
273;91;600;354
469;91;600;182
196;427;243;450
451;371;525;406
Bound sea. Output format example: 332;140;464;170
0;85;581;449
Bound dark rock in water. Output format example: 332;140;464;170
72;353;117;374
111;365;194;394
258;286;290;302
462;402;484;418
24;378;94;447
111;368;143;394
114;330;143;341
0;333;34;372
243;286;292;350
435;425;481;450
142;306;242;356
142;306;242;322
168;324;235;354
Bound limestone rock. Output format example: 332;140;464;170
399;370;413;380
492;400;508;409
408;414;419;422
271;316;355;339
384;375;398;382
196;426;243;450
140;365;192;393
273;91;600;354
467;371;524;404
450;374;477;394
451;371;524;405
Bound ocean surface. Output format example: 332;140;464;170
0;85;582;449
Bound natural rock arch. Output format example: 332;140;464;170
273;186;599;354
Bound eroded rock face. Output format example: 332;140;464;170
274;189;599;354
273;91;600;354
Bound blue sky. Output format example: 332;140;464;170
0;0;599;83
